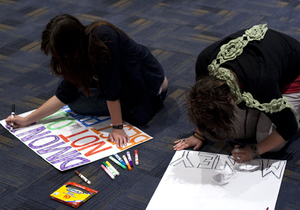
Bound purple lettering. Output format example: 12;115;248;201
50;151;82;164
28;135;59;149
17;126;51;142
37;142;85;166
37;142;67;155
60;157;91;170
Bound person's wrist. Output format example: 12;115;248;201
251;144;261;159
111;124;123;129
192;131;206;142
24;115;34;125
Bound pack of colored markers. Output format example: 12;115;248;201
50;182;98;208
50;150;138;207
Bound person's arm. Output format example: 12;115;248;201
257;130;286;154
231;130;286;162
173;127;205;151
6;95;65;128
231;77;297;161
93;27;130;148
107;99;129;148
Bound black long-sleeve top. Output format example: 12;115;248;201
196;28;300;141
56;25;165;125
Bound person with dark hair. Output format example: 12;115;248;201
6;14;168;148
174;24;300;162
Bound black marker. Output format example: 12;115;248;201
10;104;15;131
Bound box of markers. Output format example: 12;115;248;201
50;182;98;208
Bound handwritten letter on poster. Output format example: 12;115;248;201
0;106;152;171
146;150;286;210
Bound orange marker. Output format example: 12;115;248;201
122;155;132;171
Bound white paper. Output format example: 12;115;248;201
1;105;152;171
146;150;286;210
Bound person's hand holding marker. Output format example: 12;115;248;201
6;104;32;129
6;96;65;130
10;104;15;131
231;145;253;163
6;115;30;129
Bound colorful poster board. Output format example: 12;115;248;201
146;150;286;210
0;106;152;171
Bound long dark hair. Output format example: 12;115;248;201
188;75;236;140
41;14;128;96
85;20;129;71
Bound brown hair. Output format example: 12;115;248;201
41;14;128;96
187;75;236;140
85;20;129;72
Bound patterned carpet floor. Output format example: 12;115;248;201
1;0;300;209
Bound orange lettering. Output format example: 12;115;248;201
80;141;112;156
59;129;89;143
71;135;100;147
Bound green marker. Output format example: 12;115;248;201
109;156;127;170
103;162;116;176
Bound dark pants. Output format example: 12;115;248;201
68;88;167;125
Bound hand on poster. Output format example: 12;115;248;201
109;129;130;148
1;106;153;171
231;145;252;162
173;135;203;151
5;115;29;129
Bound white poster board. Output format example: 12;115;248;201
146;150;286;210
0;105;152;171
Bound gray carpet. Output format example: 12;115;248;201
1;0;300;209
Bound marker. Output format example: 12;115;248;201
135;150;139;165
122;155;132;171
75;170;91;185
10;104;15;131
101;164;115;179
103;162;116;176
106;161;120;176
109;156;127;170
114;153;127;166
127;151;133;166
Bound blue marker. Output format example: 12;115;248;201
109;156;127;170
114;153;126;166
